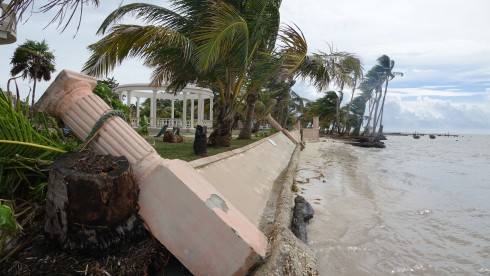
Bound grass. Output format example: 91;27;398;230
147;134;264;162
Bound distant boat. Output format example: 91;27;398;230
413;133;420;139
429;134;436;139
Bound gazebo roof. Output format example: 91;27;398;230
115;83;214;100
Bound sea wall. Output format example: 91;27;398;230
190;131;318;275
190;131;297;226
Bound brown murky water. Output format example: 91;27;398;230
295;136;490;275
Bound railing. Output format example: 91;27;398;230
130;118;213;129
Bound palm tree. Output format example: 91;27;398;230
83;1;309;147
372;55;402;140
10;39;56;112
359;66;384;136
295;51;362;133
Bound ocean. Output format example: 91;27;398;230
295;135;490;275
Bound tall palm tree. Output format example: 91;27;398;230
295;51;362;133
372;55;402;139
10;39;56;112
359;66;384;136
83;1;309;146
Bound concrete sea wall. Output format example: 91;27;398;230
191;131;318;275
190;132;297;226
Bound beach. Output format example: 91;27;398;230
295;136;490;275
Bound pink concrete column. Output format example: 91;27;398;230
266;113;299;144
312;116;319;129
36;70;267;275
295;120;301;130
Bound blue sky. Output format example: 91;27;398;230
1;0;490;134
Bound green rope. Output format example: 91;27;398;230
80;110;126;150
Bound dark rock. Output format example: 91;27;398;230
291;195;314;243
193;125;208;156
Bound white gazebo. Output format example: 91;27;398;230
115;83;214;131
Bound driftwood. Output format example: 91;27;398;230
291;195;314;243
44;151;145;255
193;125;208;156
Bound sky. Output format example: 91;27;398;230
1;0;490;134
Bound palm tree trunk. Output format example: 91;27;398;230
30;77;37;117
362;97;376;136
375;78;390;138
371;89;382;140
207;100;235;147
238;93;257;139
342;80;357;135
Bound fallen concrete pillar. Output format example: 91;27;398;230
36;70;267;275
266;114;300;145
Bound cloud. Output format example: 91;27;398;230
382;95;490;134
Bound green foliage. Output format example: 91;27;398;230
0;203;21;254
93;83;127;111
83;1;310;145
151;135;261;162
139;116;149;136
0;92;77;200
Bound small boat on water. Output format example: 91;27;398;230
429;134;436;139
413;133;420;139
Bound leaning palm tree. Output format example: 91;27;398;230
371;55;403;140
359;67;384;136
10;39;56;112
295;50;362;133
83;1;308;147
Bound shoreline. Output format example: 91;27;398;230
252;145;318;275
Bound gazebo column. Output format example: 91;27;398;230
182;92;187;129
209;97;213;128
198;94;203;126
171;98;175;127
126;91;132;107
136;96;140;121
151;90;157;127
117;91;123;100
190;98;195;129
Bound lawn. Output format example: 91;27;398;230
147;132;272;162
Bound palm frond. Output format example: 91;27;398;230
278;24;308;74
0;93;68;160
97;3;186;34
193;1;249;72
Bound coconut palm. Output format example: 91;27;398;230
371;55;403;139
10;39;56;113
296;50;362;133
359;66;384;136
83;1;310;146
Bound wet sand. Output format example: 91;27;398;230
294;138;375;275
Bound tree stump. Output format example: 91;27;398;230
291;195;314;243
193;125;208;156
44;151;145;255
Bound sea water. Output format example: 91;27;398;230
295;135;490;275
